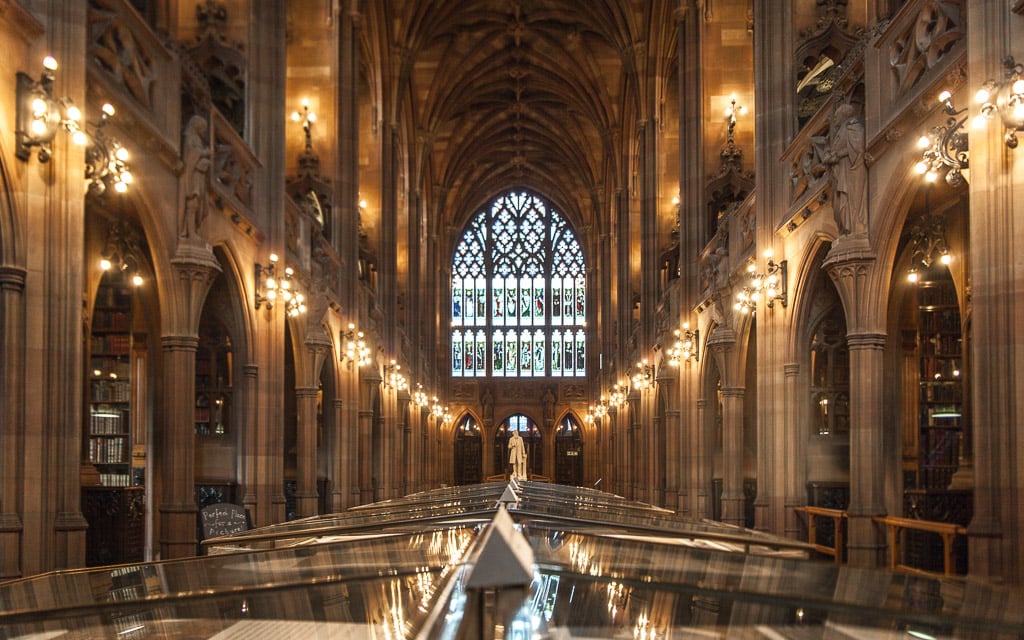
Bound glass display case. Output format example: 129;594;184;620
1;482;1021;638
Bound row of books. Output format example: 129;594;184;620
93;310;131;332
91;333;131;354
89;436;127;463
98;472;133;487
92;380;131;402
89;410;127;434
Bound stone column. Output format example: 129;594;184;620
963;0;1023;583
720;386;746;526
783;363;804;539
663;408;681;509
358;404;374;503
159;335;201;559
329;398;346;511
403;406;415;495
0;266;26;578
294;386;320;518
844;332;888;565
825;250;887;567
692;398;709;520
159;248;219;559
240;364;259;515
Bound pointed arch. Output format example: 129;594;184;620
450;191;588;378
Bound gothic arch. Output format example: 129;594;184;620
0;152;23;265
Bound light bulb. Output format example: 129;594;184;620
42;56;58;71
917;135;932;149
31;98;48;116
975;87;990;103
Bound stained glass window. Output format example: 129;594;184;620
451;192;587;377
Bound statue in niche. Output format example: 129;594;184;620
542;387;555;423
481;387;494;421
825;101;867;236
180;115;212;240
508;429;527;481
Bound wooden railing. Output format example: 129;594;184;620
793;506;847;564
792;507;969;576
873;515;967;577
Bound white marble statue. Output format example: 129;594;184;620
508;430;527;481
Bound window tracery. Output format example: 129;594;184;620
451;192;586;377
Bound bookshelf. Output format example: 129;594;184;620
916;277;962;491
194;316;232;436
88;283;134;486
83;277;145;566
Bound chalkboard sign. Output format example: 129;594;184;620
199;502;250;540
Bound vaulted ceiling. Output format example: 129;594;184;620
357;0;680;234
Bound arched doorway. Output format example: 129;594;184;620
453;416;482;485
494;414;542;479
554;415;583;486
890;194;971;574
82;217;156;566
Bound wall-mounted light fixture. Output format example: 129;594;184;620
668;322;699;365
99;220;146;287
734;250;787;314
585;400;608;423
607;382;627;408
906;211;952;284
914;90;969;186
385;359;408;391
430;398;451;424
631;359;654;390
85;103;133;196
16;56;83;162
975;56;1024;149
725;95;746;136
413;383;430;408
290;98;317;147
341;322;371;368
254;253;306;315
719;94;747;166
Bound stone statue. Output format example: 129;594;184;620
825;102;867;236
180;115;212;239
542;387;555;423
508;430;527;481
481;387;494;421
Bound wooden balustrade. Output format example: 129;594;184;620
792;507;968;576
873;515;967;577
793;505;846;564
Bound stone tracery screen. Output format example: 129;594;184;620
451;192;586;377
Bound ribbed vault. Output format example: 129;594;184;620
360;0;678;232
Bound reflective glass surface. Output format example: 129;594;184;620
2;482;1022;639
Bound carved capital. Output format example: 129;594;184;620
0;265;27;291
168;244;221;336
